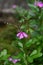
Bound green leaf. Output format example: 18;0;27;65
32;38;38;44
31;52;42;59
25;39;33;47
28;4;37;8
0;55;10;60
27;56;33;63
19;19;25;23
28;3;39;12
29;28;34;33
30;48;42;59
21;25;26;29
13;52;24;59
18;42;23;48
0;49;7;57
30;50;37;56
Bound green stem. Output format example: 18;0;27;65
23;53;28;65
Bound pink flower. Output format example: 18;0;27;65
34;1;43;8
17;32;28;39
12;5;17;8
9;57;20;64
12;59;20;64
8;57;13;61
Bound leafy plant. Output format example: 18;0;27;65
0;0;43;65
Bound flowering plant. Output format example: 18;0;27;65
0;0;43;65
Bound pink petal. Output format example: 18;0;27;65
34;1;43;7
37;2;43;7
12;59;18;63
17;32;21;37
17;32;28;39
12;5;17;8
8;57;13;61
23;32;28;38
19;34;24;39
12;59;20;64
38;4;43;7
